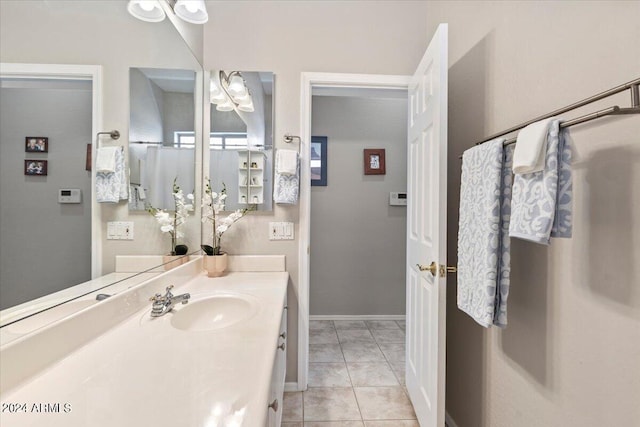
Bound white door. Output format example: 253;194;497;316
405;23;448;427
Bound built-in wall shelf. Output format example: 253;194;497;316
238;150;266;205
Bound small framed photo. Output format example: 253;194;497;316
311;136;328;186
24;160;48;176
25;137;48;153
364;149;386;175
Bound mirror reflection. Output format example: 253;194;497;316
0;0;203;333
209;70;274;211
128;67;196;211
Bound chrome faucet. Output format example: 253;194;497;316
149;285;190;317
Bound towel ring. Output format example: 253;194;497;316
283;133;301;144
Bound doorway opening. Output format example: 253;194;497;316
298;73;411;393
0;63;102;308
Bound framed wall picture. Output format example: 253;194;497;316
364;148;386;175
311;136;328;186
24;160;48;176
25;137;48;153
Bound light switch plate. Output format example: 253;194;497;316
107;221;134;240
269;222;294;240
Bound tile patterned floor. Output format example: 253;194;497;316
282;319;418;427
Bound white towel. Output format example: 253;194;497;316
276;149;298;175
457;138;513;328
512;118;555;174
96;146;119;173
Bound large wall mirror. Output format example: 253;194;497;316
209;70;274;211
129;67;196;212
0;0;203;335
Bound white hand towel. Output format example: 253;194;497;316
276;149;298;175
512;118;555;174
96;146;119;173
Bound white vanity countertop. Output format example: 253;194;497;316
0;271;288;427
0;272;160;327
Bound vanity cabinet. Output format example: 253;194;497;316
267;301;287;427
238;150;266;205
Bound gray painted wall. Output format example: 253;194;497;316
162;91;194;145
129;68;163;143
0;80;92;309
310;96;407;315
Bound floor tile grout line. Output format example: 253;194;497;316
341;344;365;423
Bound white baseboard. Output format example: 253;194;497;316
284;382;301;392
310;314;406;321
445;411;460;427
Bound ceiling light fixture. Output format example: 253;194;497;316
127;0;209;25
211;71;255;113
174;0;209;24
127;0;166;23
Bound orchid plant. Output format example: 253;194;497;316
201;178;248;256
147;178;194;255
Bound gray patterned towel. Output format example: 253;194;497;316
509;120;572;244
273;151;299;204
457;139;513;328
96;146;128;203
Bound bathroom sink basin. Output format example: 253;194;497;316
170;293;258;332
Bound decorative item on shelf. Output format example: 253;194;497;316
201;178;250;277
147;178;194;270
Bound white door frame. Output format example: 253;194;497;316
298;72;411;390
0;63;103;278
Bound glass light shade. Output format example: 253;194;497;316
210;92;226;104
127;0;166;23
210;79;225;103
237;99;255;113
227;75;247;97
216;99;234;112
174;0;209;24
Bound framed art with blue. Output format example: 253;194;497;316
310;136;327;186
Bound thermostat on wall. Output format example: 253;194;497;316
58;188;81;204
389;191;407;206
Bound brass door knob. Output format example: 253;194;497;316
417;262;457;277
416;261;438;276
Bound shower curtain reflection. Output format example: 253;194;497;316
129;145;195;211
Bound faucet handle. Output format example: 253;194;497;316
150;293;163;302
165;285;174;292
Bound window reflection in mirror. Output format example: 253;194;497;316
128;67;196;211
209;70;274;211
